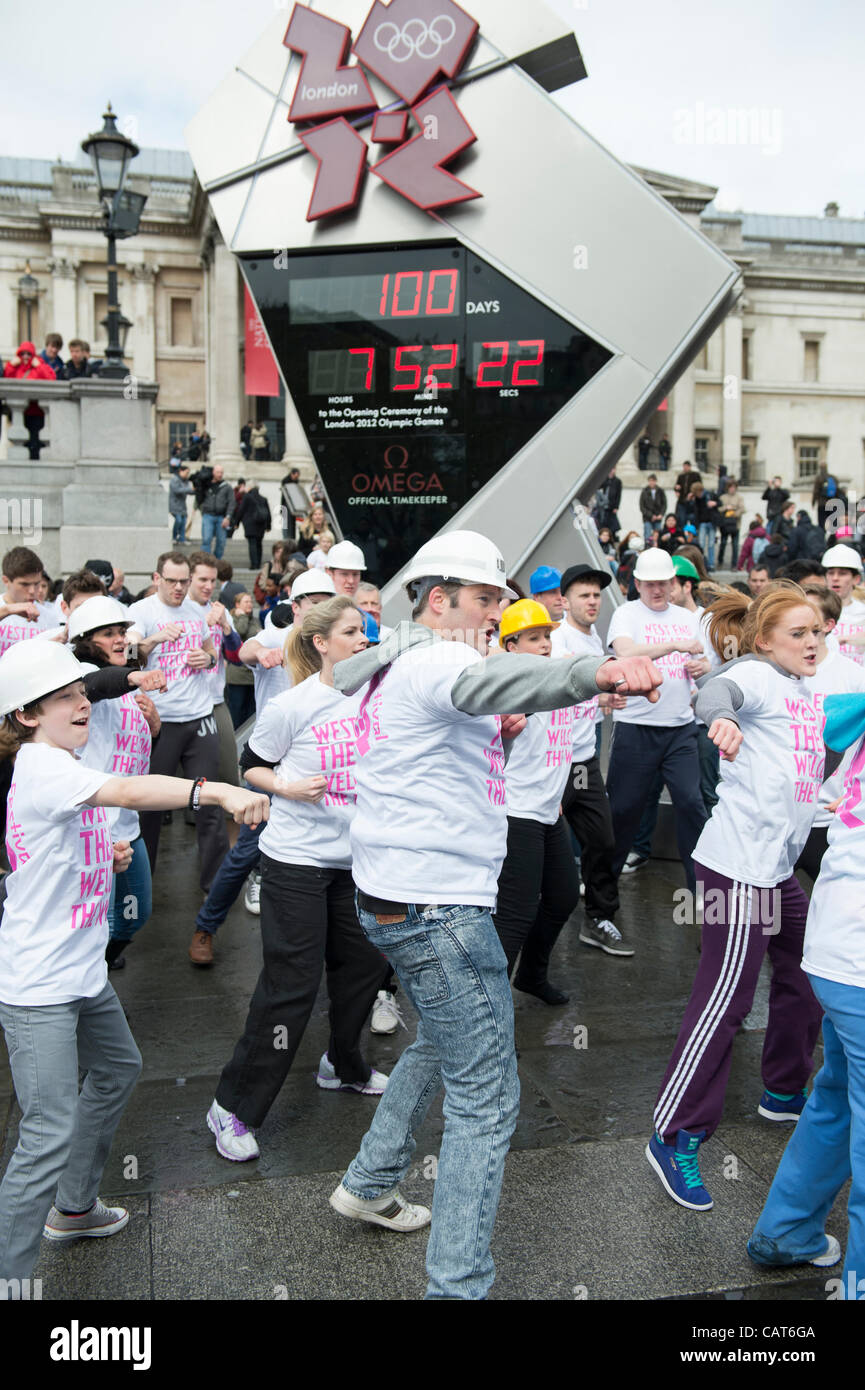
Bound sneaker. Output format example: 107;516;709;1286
579;918;634;956
622;852;648;874
44;1198;129;1242
206;1099;260;1161
748;1232;841;1269
189;930;214;966
579;881;585;897
329;1182;431;1231
645;1129;713;1211
757;1088;807;1122
370;990;406;1035
243;873;261;916
316;1053;388;1095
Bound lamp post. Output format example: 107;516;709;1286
81;104;147;381
17;263;39;342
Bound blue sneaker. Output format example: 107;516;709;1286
645;1129;713;1210
757;1088;807;1122
748;1232;841;1269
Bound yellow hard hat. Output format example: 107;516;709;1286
499;598;559;641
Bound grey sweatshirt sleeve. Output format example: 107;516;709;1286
450;653;609;717
695;677;745;728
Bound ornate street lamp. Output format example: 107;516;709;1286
17;263;39;342
81;104;147;380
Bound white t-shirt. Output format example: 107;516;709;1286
250;675;364;869
693;660;824;887
189;598;235;707
803;733;865;987
550;620;602;761
806;649;865;828
0;601;57;658
248;624;291;712
126;595;213;723
79;689;152;843
350;640;506;906
1;744;113;1005
606;601;701;726
834;597;865;667
505;706;574;824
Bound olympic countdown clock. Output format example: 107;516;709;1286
243;242;612;583
187;0;741;608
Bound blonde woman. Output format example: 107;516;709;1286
207;597;390;1162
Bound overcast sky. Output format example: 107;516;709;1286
2;0;861;219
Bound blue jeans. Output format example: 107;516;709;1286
107;835;152;942
196;819;263;935
341;901;520;1300
698;522;716;569
749;973;865;1295
171;511;187;543
0;982;141;1282
643;521;661;543
201;513;227;558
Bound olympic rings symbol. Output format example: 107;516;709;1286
373;15;457;64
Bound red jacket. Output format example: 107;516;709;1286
3;341;56;381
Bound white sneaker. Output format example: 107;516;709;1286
243;873;261;916
206;1099;260;1161
329;1182;431;1231
622;852;649;874
370;990;406;1035
579;881;586;897
316;1053;388;1094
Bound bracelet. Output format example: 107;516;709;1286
188;777;206;812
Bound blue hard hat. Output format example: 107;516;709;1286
529;565;562;594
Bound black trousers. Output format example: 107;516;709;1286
607;721;706;894
795;824;830;885
139;712;228;893
247;536;263;569
493;815;579;982
561;753;620;922
217;857;388;1127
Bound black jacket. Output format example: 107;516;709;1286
761;485;790;520
236;488;271;539
639;485;666;522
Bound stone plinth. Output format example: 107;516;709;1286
0;378;165;583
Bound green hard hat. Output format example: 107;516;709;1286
672;555;701;581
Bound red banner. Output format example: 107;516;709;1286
244;286;280;397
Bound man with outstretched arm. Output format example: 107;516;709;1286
326;531;662;1300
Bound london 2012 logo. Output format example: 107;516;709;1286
283;0;480;221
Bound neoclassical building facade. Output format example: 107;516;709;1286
2;151;863;494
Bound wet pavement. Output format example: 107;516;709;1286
0;820;845;1302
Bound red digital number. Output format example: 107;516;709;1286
393;345;423;390
426;270;458;316
379;275;390;316
512;340;544;386
348;347;375;391
476;341;509;388
392;271;423;317
427;343;458;390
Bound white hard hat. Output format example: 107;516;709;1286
0;641;90;716
634;549;675;581
67;596;134;643
822;543;862;573
327;541;366;571
290;570;336;600
402;530;517;599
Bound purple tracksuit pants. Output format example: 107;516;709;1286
653;864;823;1142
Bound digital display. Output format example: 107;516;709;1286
290;268;460;323
243;243;613;586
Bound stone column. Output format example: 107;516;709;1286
129;263;158;382
209;236;243;468
47;256;79;341
721;300;744;479
670;362;695;467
